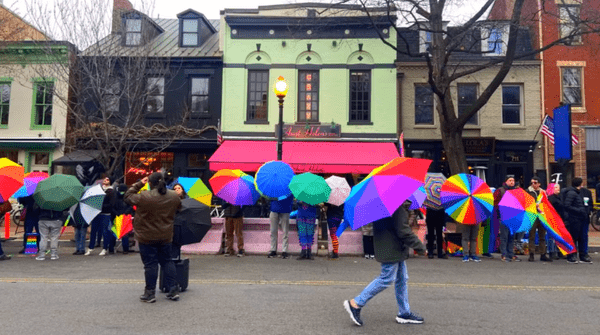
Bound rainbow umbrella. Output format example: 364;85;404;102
440;174;493;225
289;172;331;206
344;157;431;230
536;192;575;255
12;171;48;199
0;157;24;202
408;186;427;210
209;170;260;205
498;188;538;234
255;161;295;199
423;173;446;210
176;177;212;206
112;214;133;240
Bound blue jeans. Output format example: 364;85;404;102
89;214;106;249
102;216;115;252
547;235;557;254
0;240;4;256
579;222;589;255
138;243;177;291
354;261;410;315
74;226;87;252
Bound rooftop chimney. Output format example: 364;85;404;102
112;0;134;34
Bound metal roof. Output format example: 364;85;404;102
82;19;221;58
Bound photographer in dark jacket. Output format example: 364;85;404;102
562;177;592;264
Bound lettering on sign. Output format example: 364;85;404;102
463;137;495;156
276;124;341;139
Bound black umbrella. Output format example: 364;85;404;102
173;198;212;246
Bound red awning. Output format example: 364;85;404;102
208;141;400;174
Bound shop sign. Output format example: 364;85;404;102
276;123;341;139
463;137;495;156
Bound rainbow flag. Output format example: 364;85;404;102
24;233;38;255
536;192;575;255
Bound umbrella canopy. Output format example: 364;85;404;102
33;174;84;211
536;192;575;254
289;172;331;206
0;157;24;202
498;188;538;234
174;177;212;206
325;175;351;206
440;174;493;225
255;161;295;199
408;186;427;210
209;169;260;205
173;198;212;245
12;171;48;199
344;157;431;230
72;184;105;224
112;214;133;240
423;173;447;210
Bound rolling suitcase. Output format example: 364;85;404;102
159;258;189;292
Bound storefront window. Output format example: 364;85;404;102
587;151;600;190
125;151;174;185
0;150;18;162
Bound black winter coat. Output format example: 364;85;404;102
562;187;587;225
548;194;565;220
372;204;426;263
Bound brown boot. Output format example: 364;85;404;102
528;253;535;262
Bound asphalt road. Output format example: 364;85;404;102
0;249;599;335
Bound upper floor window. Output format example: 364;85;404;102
419;30;432;54
457;83;478;125
146;77;164;113
349;71;371;123
191;77;209;113
105;80;120;113
32;81;53;128
125;18;142;46
415;84;434;125
0;82;10;127
298;71;319;122
182;19;199;46
482;26;507;56
560;6;581;44
246;70;268;122
501;85;522;124
561;67;582;106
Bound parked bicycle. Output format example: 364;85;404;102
591;204;600;232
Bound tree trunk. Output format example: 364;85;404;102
440;125;469;174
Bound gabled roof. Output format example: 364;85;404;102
82;17;221;58
177;9;217;34
0;4;49;41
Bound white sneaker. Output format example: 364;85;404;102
51;254;59;260
84;249;93;256
35;255;45;261
99;249;107;256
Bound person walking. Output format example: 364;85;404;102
35;204;66;261
526;176;551;262
125;173;182;303
267;194;293;259
296;201;319;260
563;177;592;264
222;202;245;257
425;208;447;259
494;175;521;262
18;195;40;254
325;203;344;259
86;176;116;256
343;202;426;327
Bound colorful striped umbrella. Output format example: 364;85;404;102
289;172;331;206
0;157;24;202
112;214;133;240
536;192;575;255
255;161;295;199
344;157;431;230
440;174;493;225
325;175;351;206
209;169;260;205
176;177;212;206
408;186;427;210
423;173;446;210
498;188;538;234
12;171;48;199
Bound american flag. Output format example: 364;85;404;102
216;119;223;146
540;115;579;145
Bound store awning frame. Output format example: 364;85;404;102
53;150;101;166
208;140;400;174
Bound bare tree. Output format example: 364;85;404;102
321;0;600;174
23;0;216;179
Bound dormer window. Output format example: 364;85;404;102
482;25;508;56
182;19;199;46
125;18;142;46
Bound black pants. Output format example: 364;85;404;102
362;236;374;256
426;209;446;256
139;242;177;291
566;222;584;256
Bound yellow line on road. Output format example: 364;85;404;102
1;277;599;292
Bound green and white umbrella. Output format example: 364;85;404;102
289;172;331;206
69;184;105;225
33;174;84;211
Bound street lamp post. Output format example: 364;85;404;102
273;76;289;161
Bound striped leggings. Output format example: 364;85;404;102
327;217;341;253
